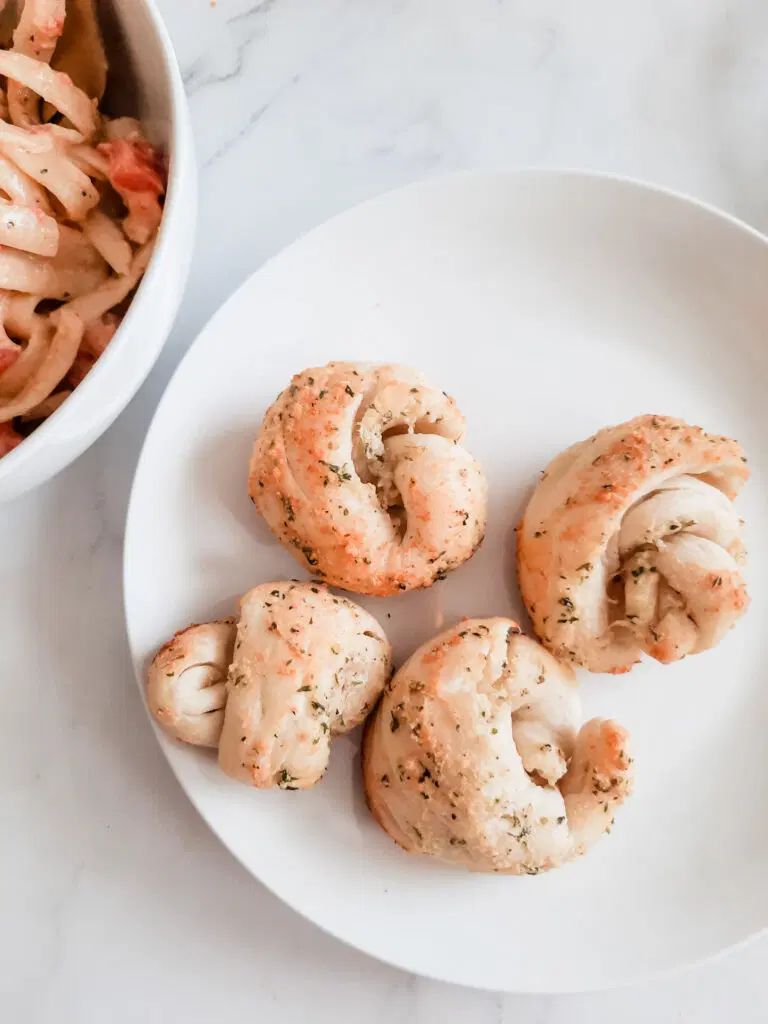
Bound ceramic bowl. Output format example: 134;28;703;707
0;0;196;502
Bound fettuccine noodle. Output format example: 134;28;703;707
0;0;166;459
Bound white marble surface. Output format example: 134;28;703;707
2;0;768;1019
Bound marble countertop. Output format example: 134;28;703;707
3;1;768;1019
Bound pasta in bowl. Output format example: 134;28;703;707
0;0;195;500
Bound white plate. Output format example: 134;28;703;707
125;171;768;993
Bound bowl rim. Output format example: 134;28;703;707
0;0;191;486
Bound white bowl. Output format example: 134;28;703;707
0;0;196;503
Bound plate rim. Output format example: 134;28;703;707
123;168;768;993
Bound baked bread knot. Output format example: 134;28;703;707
147;620;235;747
518;415;749;673
249;362;488;595
148;582;392;789
363;617;633;873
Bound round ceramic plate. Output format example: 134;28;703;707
125;171;768;993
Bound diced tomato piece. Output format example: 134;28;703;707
99;137;166;244
0;421;22;457
82;313;119;358
66;352;96;389
0;345;19;376
99;137;165;196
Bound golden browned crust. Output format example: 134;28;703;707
248;362;488;596
218;581;392;788
518;415;750;673
146;583;393;790
363;618;633;873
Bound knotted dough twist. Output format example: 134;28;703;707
147;582;392;789
249;362;488;595
518;415;749;673
363;618;633;874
